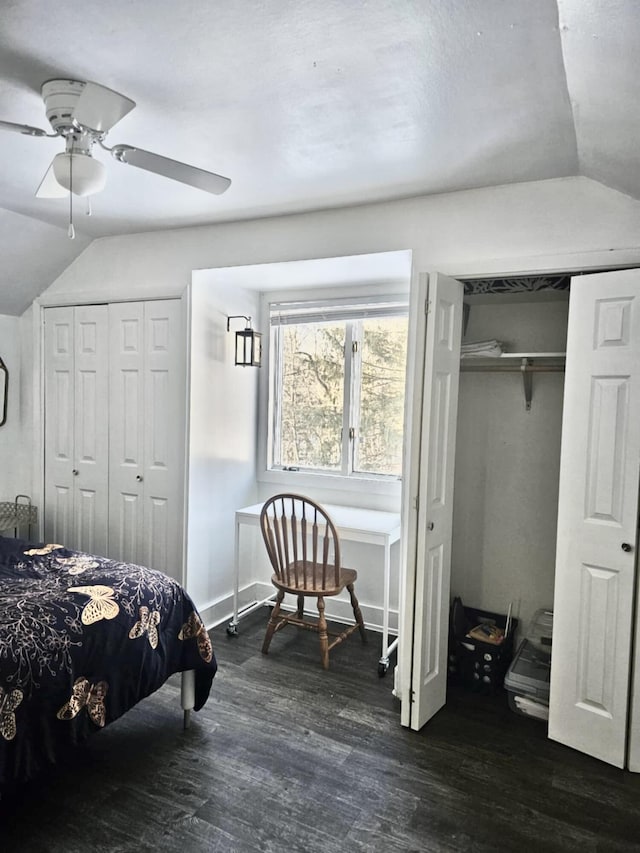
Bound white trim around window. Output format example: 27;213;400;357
257;283;409;499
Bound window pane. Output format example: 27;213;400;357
277;322;345;470
355;317;408;476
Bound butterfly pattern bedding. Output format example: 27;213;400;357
0;535;217;786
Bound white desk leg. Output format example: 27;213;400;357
378;539;391;676
227;517;241;635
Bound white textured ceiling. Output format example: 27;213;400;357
0;0;638;314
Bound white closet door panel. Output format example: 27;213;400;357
44;308;75;545
549;271;640;768
50;372;73;462
110;491;143;565
46;485;73;546
400;273;463;730
147;367;170;468
108;302;145;563
142;300;184;580
75;487;104;553
73;306;109;556
144;496;170;572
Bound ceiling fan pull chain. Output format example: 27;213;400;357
68;152;75;239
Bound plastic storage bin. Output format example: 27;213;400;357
527;608;553;653
504;608;553;720
448;601;518;695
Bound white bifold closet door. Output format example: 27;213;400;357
44;300;185;583
399;272;463;730
549;270;640;768
44;305;109;555
108;300;185;581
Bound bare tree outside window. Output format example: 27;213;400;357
355;317;408;475
279;322;344;470
272;311;408;478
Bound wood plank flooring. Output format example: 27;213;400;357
2;608;640;852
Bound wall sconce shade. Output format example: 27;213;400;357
227;316;262;367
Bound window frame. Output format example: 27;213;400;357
257;284;409;497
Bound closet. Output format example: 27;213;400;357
43;299;185;582
453;291;568;638
400;269;640;771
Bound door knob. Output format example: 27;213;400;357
72;469;78;476
426;521;434;531
622;542;634;553
136;475;143;482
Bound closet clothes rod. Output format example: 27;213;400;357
459;353;566;412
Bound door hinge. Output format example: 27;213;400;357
412;494;419;511
349;427;355;440
425;299;430;315
409;688;416;704
352;340;359;353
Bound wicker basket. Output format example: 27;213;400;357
0;496;38;535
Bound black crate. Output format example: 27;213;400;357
448;602;518;694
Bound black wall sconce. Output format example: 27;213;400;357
0;357;7;427
226;316;262;367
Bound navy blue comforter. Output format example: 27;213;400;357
0;536;217;786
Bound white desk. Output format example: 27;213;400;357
229;501;402;674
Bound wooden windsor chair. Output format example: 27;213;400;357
259;493;367;669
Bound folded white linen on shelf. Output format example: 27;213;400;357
460;339;504;358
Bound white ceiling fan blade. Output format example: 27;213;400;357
0;119;48;137
112;145;231;195
36;159;67;198
72;82;136;133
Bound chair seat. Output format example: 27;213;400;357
271;562;357;597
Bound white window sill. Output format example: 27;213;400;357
258;467;402;500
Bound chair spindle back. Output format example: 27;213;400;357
260;494;341;590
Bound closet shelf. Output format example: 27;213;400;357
460;353;566;411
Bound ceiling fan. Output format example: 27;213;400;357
0;78;231;235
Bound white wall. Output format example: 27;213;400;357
452;298;569;637
30;175;640;628
186;275;261;623
42;178;640;304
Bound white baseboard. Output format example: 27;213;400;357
200;580;398;637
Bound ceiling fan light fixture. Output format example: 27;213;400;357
52;152;106;197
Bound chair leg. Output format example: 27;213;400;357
296;594;305;619
347;583;367;642
317;596;329;670
262;589;285;655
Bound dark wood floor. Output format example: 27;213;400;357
2;609;640;852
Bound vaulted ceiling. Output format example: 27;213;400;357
1;0;638;314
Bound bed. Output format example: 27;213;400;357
0;535;217;787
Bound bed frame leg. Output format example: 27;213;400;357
181;670;195;730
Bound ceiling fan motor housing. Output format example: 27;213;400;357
41;79;86;133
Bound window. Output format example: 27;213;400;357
268;297;408;479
